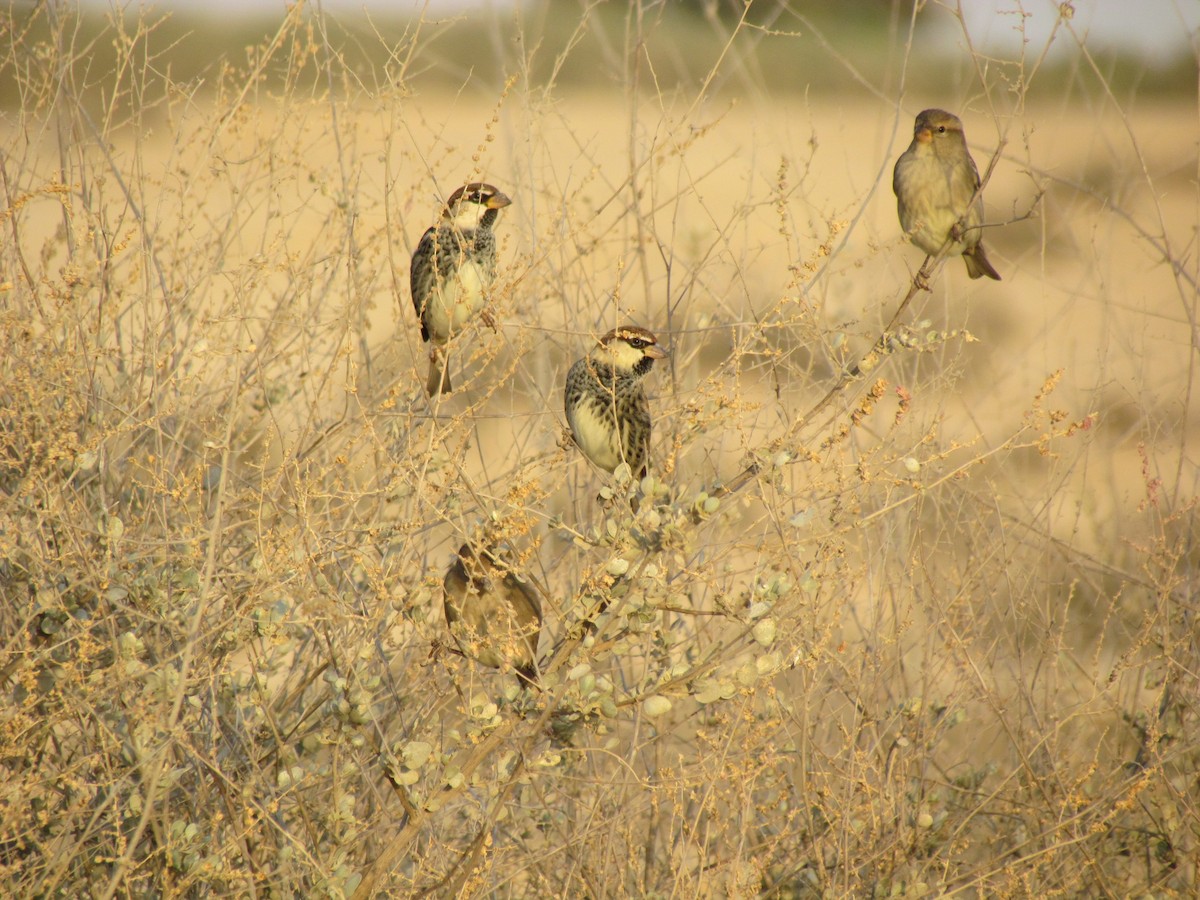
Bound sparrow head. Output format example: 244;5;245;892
592;325;668;376
456;541;504;588
442;182;512;229
912;108;964;146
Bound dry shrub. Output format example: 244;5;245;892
1;1;1197;897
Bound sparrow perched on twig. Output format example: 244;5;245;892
410;182;512;395
893;108;1001;281
443;542;542;687
565;325;667;486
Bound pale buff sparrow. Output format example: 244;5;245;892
893;109;1001;281
564;325;667;485
443;542;542;687
410;182;512;395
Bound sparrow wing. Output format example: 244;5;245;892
410;226;439;342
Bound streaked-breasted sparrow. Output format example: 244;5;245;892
411;182;512;395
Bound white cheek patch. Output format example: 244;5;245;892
451;207;486;232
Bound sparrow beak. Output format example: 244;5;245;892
915;127;933;144
645;345;668;360
487;192;512;210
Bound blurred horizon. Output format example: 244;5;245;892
12;0;1195;113
71;0;1200;63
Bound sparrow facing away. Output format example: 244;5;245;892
410;182;512;395
565;325;668;485
893;109;1001;281
443;542;542;687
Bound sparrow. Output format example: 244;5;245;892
564;325;667;485
893;108;1001;281
410;182;512;395
443;542;542;686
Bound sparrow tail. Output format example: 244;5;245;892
964;243;1002;281
516;664;540;689
426;353;451;396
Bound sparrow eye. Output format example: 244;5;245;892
629;338;647;349
937;126;946;133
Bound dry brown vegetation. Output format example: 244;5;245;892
2;0;1198;896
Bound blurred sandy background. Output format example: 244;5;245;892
14;79;1195;537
